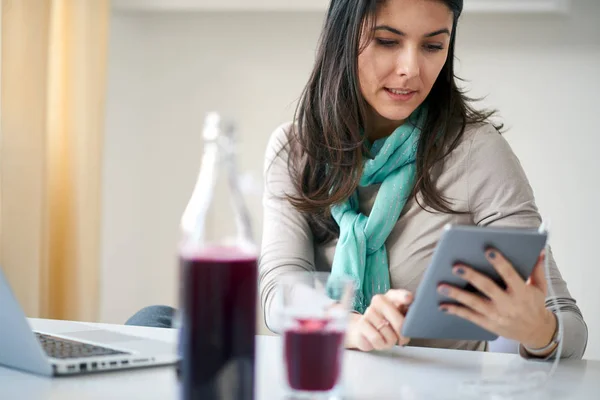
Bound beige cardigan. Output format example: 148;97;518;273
258;121;588;359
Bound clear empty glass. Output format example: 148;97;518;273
278;271;355;400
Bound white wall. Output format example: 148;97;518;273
101;11;323;329
454;4;600;359
102;1;600;358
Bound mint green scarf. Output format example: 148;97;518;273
328;107;425;314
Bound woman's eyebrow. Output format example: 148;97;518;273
374;25;451;38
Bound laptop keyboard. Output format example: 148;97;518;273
35;333;130;359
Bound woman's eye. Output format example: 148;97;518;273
375;38;397;47
424;44;444;52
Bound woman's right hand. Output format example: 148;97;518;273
345;289;413;351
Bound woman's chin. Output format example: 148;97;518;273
372;103;419;124
375;110;414;125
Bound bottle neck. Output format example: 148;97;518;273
179;137;256;256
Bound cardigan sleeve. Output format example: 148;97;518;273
258;123;316;333
467;123;588;360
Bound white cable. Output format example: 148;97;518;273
457;219;563;399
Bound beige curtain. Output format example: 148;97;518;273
0;0;110;321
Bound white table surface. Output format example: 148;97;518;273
0;319;598;399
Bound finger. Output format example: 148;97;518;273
375;324;398;350
384;289;413;309
371;294;407;339
440;304;494;333
356;334;374;352
437;284;495;316
485;249;525;293
453;264;509;303
528;251;548;294
360;315;389;350
398;336;410;347
365;304;399;348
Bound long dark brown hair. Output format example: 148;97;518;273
285;0;502;243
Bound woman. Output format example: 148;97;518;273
258;0;588;359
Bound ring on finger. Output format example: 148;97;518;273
375;319;390;331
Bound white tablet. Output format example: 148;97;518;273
401;224;548;342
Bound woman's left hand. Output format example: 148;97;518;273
438;248;557;350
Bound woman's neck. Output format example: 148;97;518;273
365;110;405;142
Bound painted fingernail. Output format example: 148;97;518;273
488;251;496;259
455;267;465;276
438;286;450;295
440;307;448;313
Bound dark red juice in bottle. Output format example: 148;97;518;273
180;247;257;400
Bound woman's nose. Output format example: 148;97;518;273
395;48;420;79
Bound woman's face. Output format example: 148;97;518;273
358;0;454;136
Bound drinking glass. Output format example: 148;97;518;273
278;271;355;400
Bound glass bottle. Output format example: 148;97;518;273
177;112;257;400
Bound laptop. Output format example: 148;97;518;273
0;267;179;377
